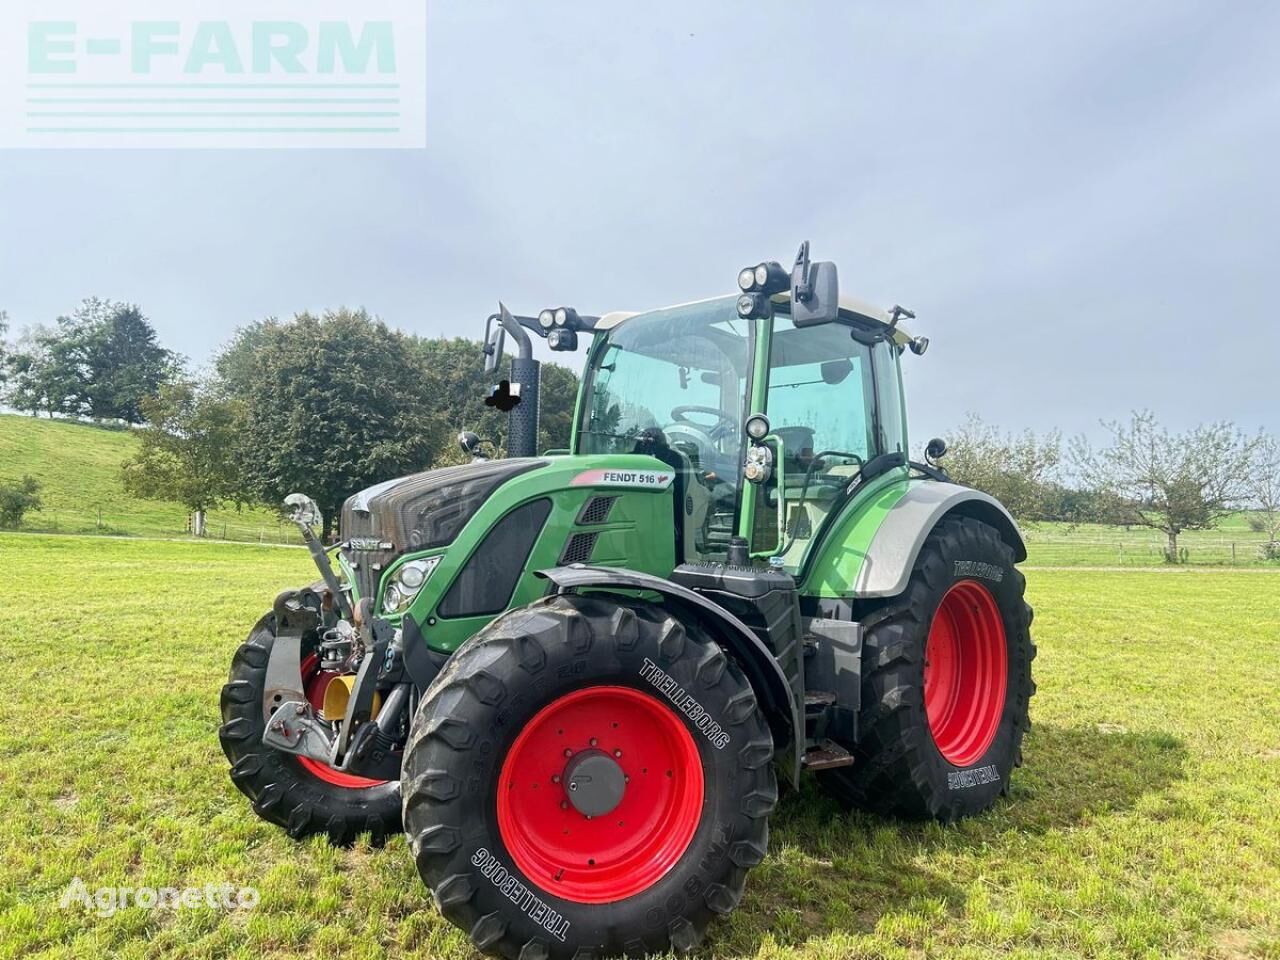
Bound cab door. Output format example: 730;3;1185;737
751;315;887;567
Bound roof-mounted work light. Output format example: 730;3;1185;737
547;326;578;351
737;260;789;295
736;291;773;321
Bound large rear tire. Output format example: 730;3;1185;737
218;612;402;844
402;594;777;959
820;516;1035;820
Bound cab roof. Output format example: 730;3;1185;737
594;292;915;346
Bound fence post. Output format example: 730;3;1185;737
1231;542;1236;564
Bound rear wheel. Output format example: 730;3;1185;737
402;594;777;959
218;613;401;844
820;516;1035;820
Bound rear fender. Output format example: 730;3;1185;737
855;481;1026;598
537;565;802;787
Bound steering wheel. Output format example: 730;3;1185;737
671;405;737;441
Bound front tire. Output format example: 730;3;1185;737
402;594;777;959
218;612;402;844
820;516;1035;820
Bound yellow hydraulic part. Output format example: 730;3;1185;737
321;675;382;723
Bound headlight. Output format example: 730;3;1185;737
381;556;441;615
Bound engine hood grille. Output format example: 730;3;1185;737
340;458;545;599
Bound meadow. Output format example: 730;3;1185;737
0;414;299;543
2;534;1277;959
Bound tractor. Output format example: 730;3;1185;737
219;244;1034;959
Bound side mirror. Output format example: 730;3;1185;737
458;431;486;458
483;314;506;374
791;260;840;328
925;437;948;463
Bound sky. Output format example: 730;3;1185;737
1;1;1276;445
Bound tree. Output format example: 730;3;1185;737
1071;411;1258;562
0;476;42;529
1248;433;1280;559
2;301;180;423
940;414;1062;522
2;325;74;417
217;309;449;540
409;337;580;463
120;380;245;536
75;301;182;423
0;310;7;390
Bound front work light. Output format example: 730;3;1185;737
538;309;555;330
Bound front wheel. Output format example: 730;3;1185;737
402;594;777;959
218;612;402;844
820;515;1035;821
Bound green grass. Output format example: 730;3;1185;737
0;414;298;543
1023;519;1276;568
3;534;1278;959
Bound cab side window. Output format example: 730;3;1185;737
758;316;878;566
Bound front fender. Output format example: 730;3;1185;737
537;565;802;786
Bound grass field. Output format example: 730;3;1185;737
3;534;1278;959
0;414;298;543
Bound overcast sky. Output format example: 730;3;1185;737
1;1;1275;444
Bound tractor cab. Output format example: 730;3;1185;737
573;293;913;571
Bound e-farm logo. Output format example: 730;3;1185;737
0;1;426;149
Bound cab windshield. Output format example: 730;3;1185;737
577;298;749;559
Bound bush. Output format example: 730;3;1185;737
0;476;42;529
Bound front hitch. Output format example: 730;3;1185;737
260;588;407;780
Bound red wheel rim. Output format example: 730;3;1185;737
496;685;704;904
295;653;388;789
923;580;1008;767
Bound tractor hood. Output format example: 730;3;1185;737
340;458;546;598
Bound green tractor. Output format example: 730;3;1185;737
220;244;1034;958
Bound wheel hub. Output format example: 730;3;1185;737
563;749;626;818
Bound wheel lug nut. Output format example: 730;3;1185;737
589;738;598;747
613;749;622;758
560;800;568;810
564;748;572;757
551;774;560;784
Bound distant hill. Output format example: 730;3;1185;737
0;413;298;543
